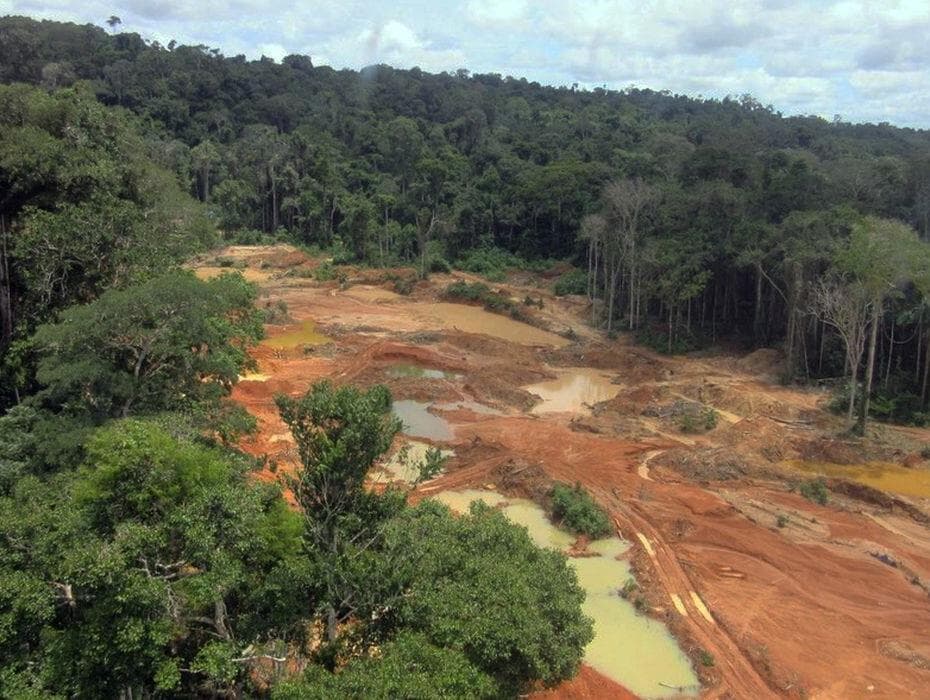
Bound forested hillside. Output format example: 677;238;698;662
3;14;930;419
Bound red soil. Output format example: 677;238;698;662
210;246;930;699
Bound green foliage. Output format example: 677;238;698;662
275;381;406;650
383;500;593;694
0;83;215;408
442;281;530;322
699;650;715;668
549;482;612;538
637;325;702;355
31;270;263;422
0;420;303;697
619;577;638;599
678;408;719;434
830;376;930;427
554;269;588;296
456;247;525;281
313;261;338;282
273;632;499;699
799;478;829;505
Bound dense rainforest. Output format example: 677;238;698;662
5;16;930;430
2;13;930;694
0;16;597;698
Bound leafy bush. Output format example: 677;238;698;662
637;325;702;355
678;408;718;433
456;247;523;280
429;256;453;273
554;269;587;296
549;482;612;538
828;375;930;426
313;261;337;282
799;477;829;505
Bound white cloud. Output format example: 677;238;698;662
466;0;528;26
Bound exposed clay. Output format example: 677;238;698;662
214;246;930;700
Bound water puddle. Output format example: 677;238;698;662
388;364;460;380
782;460;930;499
432;490;700;697
524;368;620;413
262;319;331;349
373;440;455;484
410;302;570;347
392;400;454;441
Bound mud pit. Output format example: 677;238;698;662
216;246;930;699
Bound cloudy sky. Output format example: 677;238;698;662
4;0;930;128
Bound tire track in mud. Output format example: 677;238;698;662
598;478;779;700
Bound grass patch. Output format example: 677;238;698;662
549;482;612;538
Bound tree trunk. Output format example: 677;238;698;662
884;317;895;389
0;214;12;350
857;302;881;434
847;359;858;421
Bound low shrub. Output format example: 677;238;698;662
553;269;587;296
393;277;415;295
678;407;718;434
428;256;453;273
313;261;337;282
549;482;612;538
799;477;829;505
260;300;290;324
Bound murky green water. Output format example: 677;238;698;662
392;400;454;441
432;490;700;698
782;459;930;499
388;364;460;380
262;319;331;349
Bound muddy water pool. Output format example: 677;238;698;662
783;459;930;499
524;368;621;413
392;400;455;441
432;490;700;697
410;302;570;347
262;319;331;349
